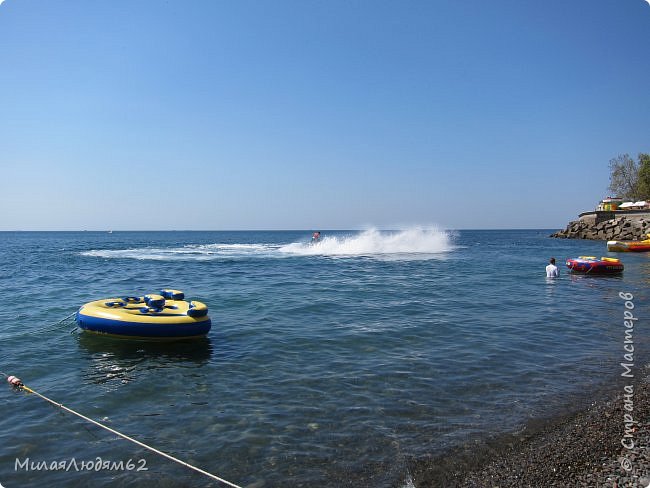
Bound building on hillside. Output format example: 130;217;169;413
596;197;622;211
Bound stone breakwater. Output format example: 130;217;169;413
551;216;650;240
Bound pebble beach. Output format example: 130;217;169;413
409;370;650;487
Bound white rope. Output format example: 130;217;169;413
15;381;243;488
2;311;78;340
39;311;79;332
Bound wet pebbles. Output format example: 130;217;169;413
409;376;650;487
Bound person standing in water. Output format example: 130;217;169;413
546;257;559;278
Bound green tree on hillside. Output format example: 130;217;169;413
608;153;650;200
636;153;650;200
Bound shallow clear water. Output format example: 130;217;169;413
1;229;649;487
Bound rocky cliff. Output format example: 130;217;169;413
551;216;650;240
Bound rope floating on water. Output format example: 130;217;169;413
34;310;79;332
2;311;79;340
4;374;243;488
53;310;78;326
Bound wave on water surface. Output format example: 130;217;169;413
81;227;454;261
81;243;276;261
280;227;454;258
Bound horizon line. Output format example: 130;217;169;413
0;228;560;232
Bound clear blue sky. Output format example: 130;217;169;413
1;0;648;230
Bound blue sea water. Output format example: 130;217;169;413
1;229;649;487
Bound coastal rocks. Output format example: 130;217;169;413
551;217;650;241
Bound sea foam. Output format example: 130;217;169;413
80;227;454;261
279;227;454;258
80;243;280;261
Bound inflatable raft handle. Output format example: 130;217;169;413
578;256;596;260
187;301;208;318
144;294;165;309
161;289;184;300
139;307;164;314
123;296;144;304
601;257;620;262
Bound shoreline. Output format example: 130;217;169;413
551;214;650;241
407;370;650;487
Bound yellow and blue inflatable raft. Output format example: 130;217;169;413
76;289;211;339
